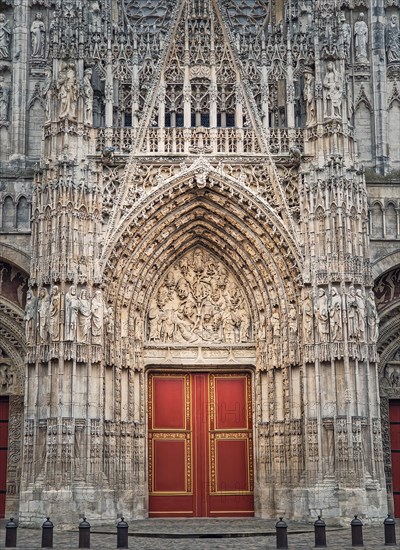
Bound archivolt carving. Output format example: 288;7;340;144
147;247;252;345
102;171;302;369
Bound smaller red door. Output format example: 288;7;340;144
0;397;9;518
390;400;400;517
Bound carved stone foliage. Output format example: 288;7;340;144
147;247;252;345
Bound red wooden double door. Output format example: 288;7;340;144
148;371;254;517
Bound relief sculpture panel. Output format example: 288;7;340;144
147;248;252;345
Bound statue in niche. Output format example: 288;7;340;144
37;287;50;344
77;289;91;344
339;12;351;60
65;285;79;341
354;12;368;62
323;62;343;119
347;286;359;341
89;1;102;33
24;290;37;345
315;288;329;343
303;67;316;126
49;285;61;341
366;290;379;343
83;68;93;125
106;306;114;338
91;289;105;344
0;79;9;123
386;14;400;63
303;291;314;343
57;62;78;119
288;303;298;341
42;69;53;122
147;249;252;345
329;287;343;341
30;13;46;59
0;14;11;59
355;289;365;341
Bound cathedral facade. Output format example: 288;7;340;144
1;0;400;526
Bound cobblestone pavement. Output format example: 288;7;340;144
0;518;399;549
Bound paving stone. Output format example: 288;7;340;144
0;520;399;550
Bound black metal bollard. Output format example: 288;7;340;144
384;514;397;546
79;517;91;549
41;517;54;548
276;517;289;549
5;517;17;548
350;515;364;548
117;517;129;549
314;516;327;548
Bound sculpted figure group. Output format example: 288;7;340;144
24;286;107;345
312;285;378;344
147;249;252;345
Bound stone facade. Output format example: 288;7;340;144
0;0;400;527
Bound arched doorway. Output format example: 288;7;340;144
101;161;303;519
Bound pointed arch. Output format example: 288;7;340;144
103;169;303;370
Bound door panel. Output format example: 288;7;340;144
148;372;254;517
0;397;9;518
208;374;253;516
148;374;194;515
390;400;400;517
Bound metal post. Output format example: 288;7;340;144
41;517;54;548
350;515;364;548
79;517;91;549
5;518;17;548
314;516;327;548
117;517;129;549
276;517;289;549
384;514;396;546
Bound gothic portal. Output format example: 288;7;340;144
1;0;400;526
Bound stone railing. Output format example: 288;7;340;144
95;126;305;156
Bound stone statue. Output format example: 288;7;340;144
83;68;94;125
49;285;61;341
339;12;351;60
354;13;368;62
0;14;11;59
89;1;102;33
42;69;53;122
303;68;316;126
386;14;400;63
57;62;78;119
366;290;379;343
329;287;343;341
323;62;343;119
347;286;358;340
355;289;365;341
77;289;91;343
315;288;329;343
31;13;46;59
37;287;49;344
65;285;79;341
303;291;314;343
0;80;9;122
24;290;37;345
91;289;104;344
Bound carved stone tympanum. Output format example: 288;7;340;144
147;248;252;344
